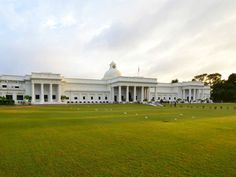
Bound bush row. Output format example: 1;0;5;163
0;97;15;105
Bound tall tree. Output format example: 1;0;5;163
193;73;222;86
206;73;222;86
193;73;208;85
211;73;236;102
228;73;236;83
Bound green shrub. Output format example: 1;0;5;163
0;96;15;105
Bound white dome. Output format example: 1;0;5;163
103;61;122;80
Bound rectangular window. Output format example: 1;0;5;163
83;96;85;100
105;96;108;100
53;95;56;99
98;96;101;100
36;95;40;99
15;86;19;88
2;85;7;88
17;95;24;100
6;95;13;100
91;96;93;100
74;97;78;100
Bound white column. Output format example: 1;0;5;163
49;84;53;103
141;86;144;102
183;89;185;100
13;94;17;103
31;83;35;103
189;88;191;101
148;87;151;102
195;89;198;100
154;86;157;101
40;83;44;104
197;89;200;100
201;89;204;99
146;88;148;101
57;84;61;103
110;86;113;103
118;86;121;103
112;87;114;102
199;89;201;100
133;86;136;102
85;94;88;102
126;86;129;102
144;87;146;100
193;89;196;101
145;88;147;100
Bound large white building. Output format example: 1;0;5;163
0;62;210;104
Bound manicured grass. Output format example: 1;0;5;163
0;104;235;177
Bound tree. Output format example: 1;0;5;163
193;73;222;86
206;73;222;87
211;73;236;102
171;79;178;83
193;73;208;84
228;73;236;83
211;80;225;102
193;73;236;102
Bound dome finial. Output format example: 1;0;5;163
110;61;116;69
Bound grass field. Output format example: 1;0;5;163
0;104;235;177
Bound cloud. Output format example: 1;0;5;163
0;0;235;82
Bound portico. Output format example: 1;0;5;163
109;79;157;103
30;73;62;104
182;87;205;101
112;85;149;102
31;83;61;104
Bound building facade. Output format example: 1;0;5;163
0;62;210;104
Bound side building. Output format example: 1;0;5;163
0;62;210;104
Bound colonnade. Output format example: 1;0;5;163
182;88;204;101
31;83;61;104
111;85;157;103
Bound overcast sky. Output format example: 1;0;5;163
0;0;235;82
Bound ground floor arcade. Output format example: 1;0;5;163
111;85;157;103
31;83;61;104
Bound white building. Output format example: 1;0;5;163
0;62;210;104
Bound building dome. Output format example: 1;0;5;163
103;61;122;80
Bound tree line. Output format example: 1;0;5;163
193;73;236;102
171;73;236;102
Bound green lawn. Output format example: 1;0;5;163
0;104;235;177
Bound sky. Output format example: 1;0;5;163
0;0;235;82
